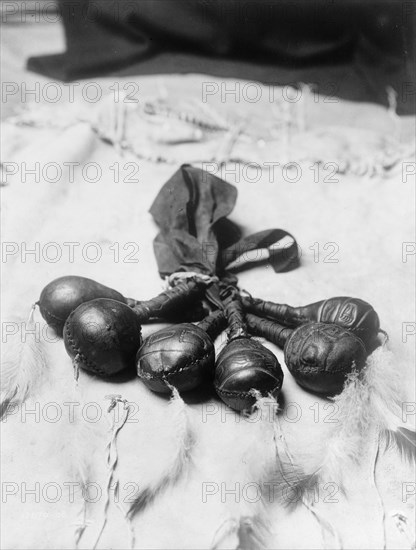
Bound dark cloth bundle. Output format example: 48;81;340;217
28;0;415;114
149;165;300;281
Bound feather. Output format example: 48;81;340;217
128;385;194;518
231;394;342;549
363;346;416;463
292;369;371;500
210;394;275;550
262;396;343;549
391;511;416;549
235;516;270;550
369;429;387;550
67;392;96;549
384;427;416;463
293;346;415;499
249;392;304;501
285;344;413;548
1;339;99;549
0;306;48;419
62;393;108;550
39;362;98;548
211;518;238;549
210;515;270;550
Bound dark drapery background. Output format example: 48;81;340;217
28;0;415;114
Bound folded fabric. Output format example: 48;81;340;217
149;164;300;281
27;0;415;114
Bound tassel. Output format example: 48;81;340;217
0;305;48;419
93;396;135;550
128;384;194;518
386;86;400;141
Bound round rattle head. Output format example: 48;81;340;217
284;322;367;395
64;298;142;377
136;323;215;393
40;276;126;336
317;297;380;352
214;338;283;412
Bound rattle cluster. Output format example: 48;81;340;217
37;275;382;411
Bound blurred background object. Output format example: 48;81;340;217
1;0;58;22
19;0;415;114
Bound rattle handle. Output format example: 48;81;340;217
125;297;141;307
242;296;309;326
130;281;201;322
198;310;227;340
221;285;249;340
246;313;293;349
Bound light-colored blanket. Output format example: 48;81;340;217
1;22;415;550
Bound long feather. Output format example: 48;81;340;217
289;345;414;515
273;414;343;549
229;393;340;549
1;341;99;548
40;362;98;548
384;427;416;462
211;515;270;550
210;518;239;549
369;429;387;550
362;345;416;549
391;511;416;549
67;391;96;548
291;369;371;500
252;391;343;549
235;516;270;550
128;385;194;518
0;306;48;419
210;394;276;550
363;346;416;462
250;393;305;502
